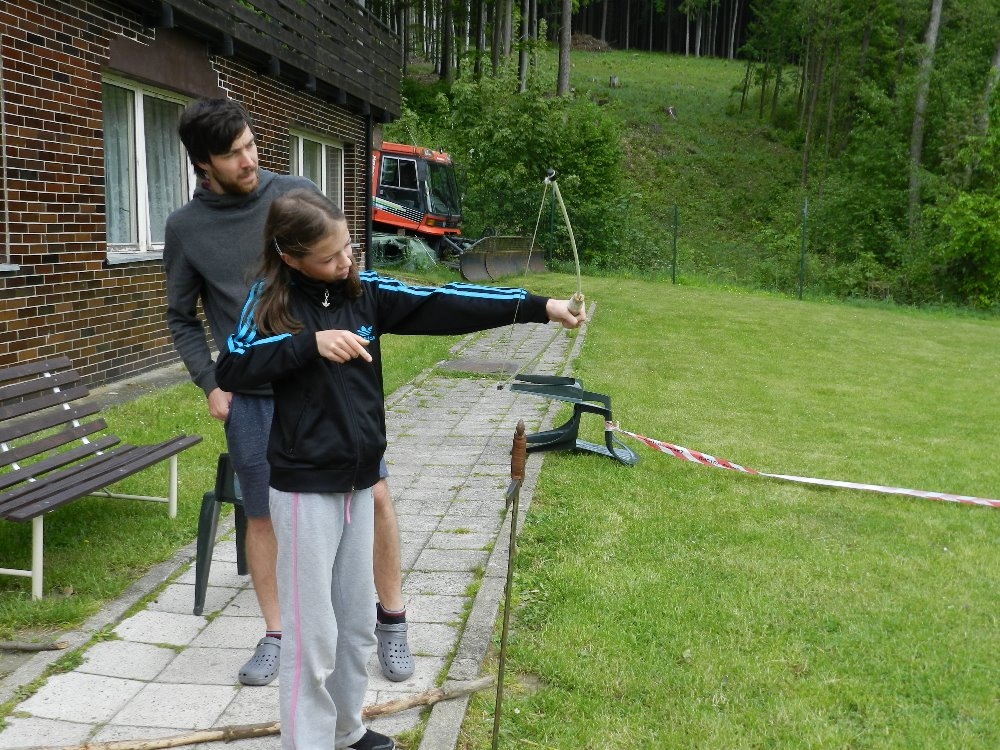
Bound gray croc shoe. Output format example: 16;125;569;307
375;621;414;681
239;636;280;686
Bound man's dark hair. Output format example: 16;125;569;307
178;98;255;178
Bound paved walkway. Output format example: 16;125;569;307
0;317;588;750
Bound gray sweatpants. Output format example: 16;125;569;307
270;487;377;750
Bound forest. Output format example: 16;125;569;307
366;1;1000;308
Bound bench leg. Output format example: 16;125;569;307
193;491;220;615
168;455;179;519
32;516;43;600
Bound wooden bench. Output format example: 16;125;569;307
0;356;202;599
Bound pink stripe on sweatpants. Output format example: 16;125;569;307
288;491;302;748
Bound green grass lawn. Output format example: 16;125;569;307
460;273;1000;748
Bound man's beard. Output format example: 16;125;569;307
217;167;260;195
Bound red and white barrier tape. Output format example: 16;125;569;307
606;422;1000;510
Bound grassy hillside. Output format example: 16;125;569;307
565;49;803;278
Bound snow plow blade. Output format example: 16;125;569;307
458;236;546;282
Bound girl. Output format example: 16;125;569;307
215;189;584;750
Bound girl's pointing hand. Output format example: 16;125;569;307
316;329;373;363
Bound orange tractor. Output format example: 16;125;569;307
371;142;542;281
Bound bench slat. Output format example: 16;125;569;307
0;385;91;423
3;435;202;521
0;405;104;445
0;369;80;401
0;357;73;385
0;433;122;493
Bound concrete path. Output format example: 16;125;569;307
0;317;588;750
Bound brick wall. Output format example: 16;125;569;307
0;0;372;387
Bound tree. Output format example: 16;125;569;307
908;0;943;234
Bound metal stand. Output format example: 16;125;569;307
509;375;640;466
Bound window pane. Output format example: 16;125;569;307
380;157;399;187
302;139;323;189
325;145;343;208
290;135;301;175
102;84;136;244
398;159;418;190
143;96;186;244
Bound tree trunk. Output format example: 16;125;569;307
908;0;943;235
518;0;530;91
728;0;739;59
740;58;753;113
440;0;454;81
557;0;572;95
600;0;608;42
965;37;1000;185
802;42;827;188
625;0;631;50
503;0;514;57
472;0;483;79
491;0;502;74
770;60;783;123
648;0;654;51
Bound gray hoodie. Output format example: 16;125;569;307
163;169;319;396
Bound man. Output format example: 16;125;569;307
164;98;413;685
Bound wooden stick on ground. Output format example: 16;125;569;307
24;676;495;750
0;641;69;652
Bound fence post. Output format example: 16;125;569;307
798;196;808;300
671;204;678;285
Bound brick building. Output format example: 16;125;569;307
0;0;400;385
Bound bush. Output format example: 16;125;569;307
385;68;638;269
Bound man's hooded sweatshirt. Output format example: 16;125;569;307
164;169;317;396
216;269;552;494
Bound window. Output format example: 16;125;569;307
102;78;191;259
290;132;344;209
377;156;420;209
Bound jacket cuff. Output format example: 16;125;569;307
292;330;321;363
195;370;218;396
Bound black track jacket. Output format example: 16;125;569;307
215;269;552;494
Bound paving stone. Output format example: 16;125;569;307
78;640;176;681
413;548;489;573
0;716;91;747
157;646;249;685
20;671;145;723
224;587;266;617
191;615;267;649
109;682;236;729
406;593;466;624
216;683;281;724
114;610;207;647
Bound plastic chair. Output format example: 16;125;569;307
193;454;247;615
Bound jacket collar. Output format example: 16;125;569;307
288;267;347;309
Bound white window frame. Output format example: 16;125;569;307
102;76;193;263
289;130;345;209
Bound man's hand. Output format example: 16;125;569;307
545;297;587;329
207;387;233;422
316;330;373;363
